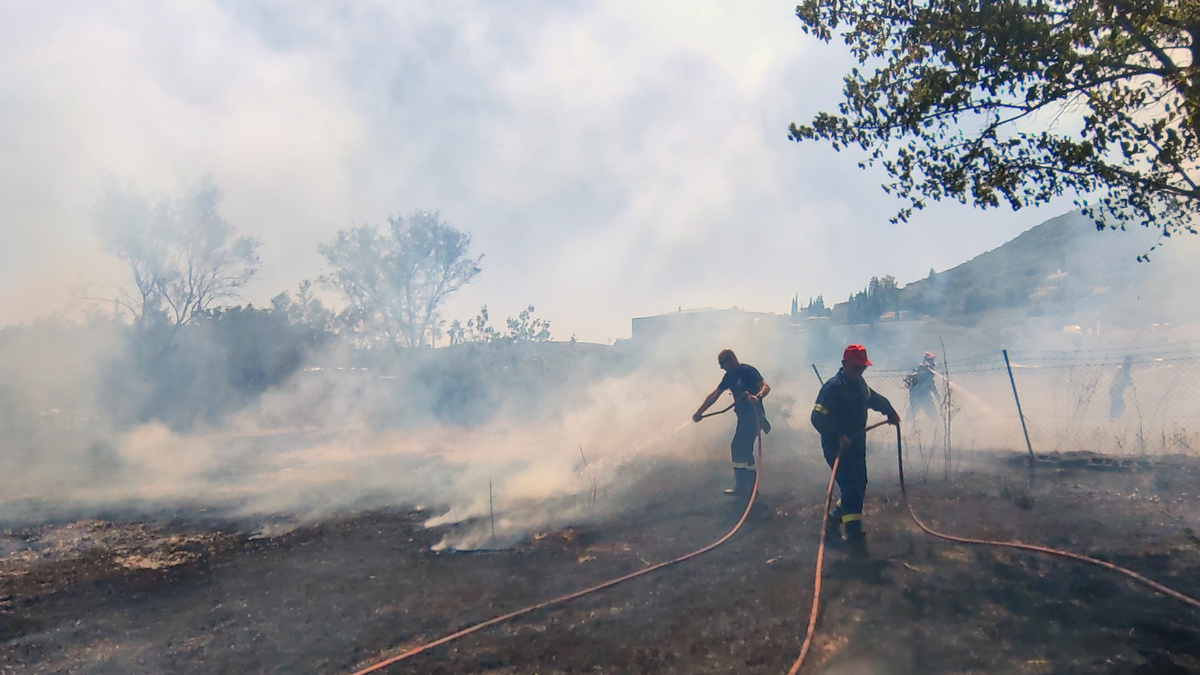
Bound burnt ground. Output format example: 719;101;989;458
0;437;1198;675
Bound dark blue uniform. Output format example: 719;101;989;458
906;363;940;420
719;364;771;496
811;368;897;536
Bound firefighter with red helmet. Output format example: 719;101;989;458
811;345;900;556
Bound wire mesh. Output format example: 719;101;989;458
776;343;1200;480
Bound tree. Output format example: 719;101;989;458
319;211;482;349
92;179;261;328
504;305;552;343
464;305;500;343
447;319;466;346
790;0;1200;258
846;275;899;323
271;280;338;343
450;305;551;344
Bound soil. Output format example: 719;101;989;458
1;437;1198;675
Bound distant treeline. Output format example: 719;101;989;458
0;180;607;434
0;310;624;436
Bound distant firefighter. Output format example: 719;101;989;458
1109;355;1134;419
903;351;942;421
693;349;771;501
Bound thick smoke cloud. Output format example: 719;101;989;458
0;313;789;551
1;214;1197;549
2;3;1199;552
0;0;1080;344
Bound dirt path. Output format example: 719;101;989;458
1;454;1198;675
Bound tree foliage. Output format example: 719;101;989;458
790;0;1200;257
846;274;900;324
271;280;339;344
505;305;552;343
447;304;552;345
82;301;326;430
93;179;261;327
319;211;482;349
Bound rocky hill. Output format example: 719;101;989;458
891;211;1191;328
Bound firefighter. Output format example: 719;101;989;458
1109;355;1134;419
811;344;900;557
693;348;771;500
904;351;942;421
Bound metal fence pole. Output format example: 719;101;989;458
940;339;952;480
1003;349;1036;464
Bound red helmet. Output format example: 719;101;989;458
843;344;871;367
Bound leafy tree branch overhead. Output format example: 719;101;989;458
790;0;1200;258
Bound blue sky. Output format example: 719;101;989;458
0;0;1086;343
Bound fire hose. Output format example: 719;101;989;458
785;420;1200;675
343;397;764;675
786;418;890;675
891;422;1200;609
345;403;1200;675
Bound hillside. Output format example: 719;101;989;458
890;211;1190;327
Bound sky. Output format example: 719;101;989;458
0;0;1084;344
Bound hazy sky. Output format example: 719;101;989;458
0;0;1083;343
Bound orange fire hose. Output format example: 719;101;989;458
347;404;1200;675
891;423;1200;611
785;421;1200;675
786;418;889;675
344;400;765;675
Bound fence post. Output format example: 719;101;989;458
938;340;949;479
489;477;496;549
1003;349;1036;465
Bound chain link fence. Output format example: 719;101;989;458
775;342;1200;479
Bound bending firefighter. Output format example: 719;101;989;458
693;349;771;500
903;351;942;421
811;344;899;556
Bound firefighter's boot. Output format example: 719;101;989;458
733;467;755;498
825;513;843;543
844;518;868;559
825;500;844;543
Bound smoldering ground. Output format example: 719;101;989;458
3;299;1200;675
4;307;1199;553
4;212;1200;554
0;316;815;550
